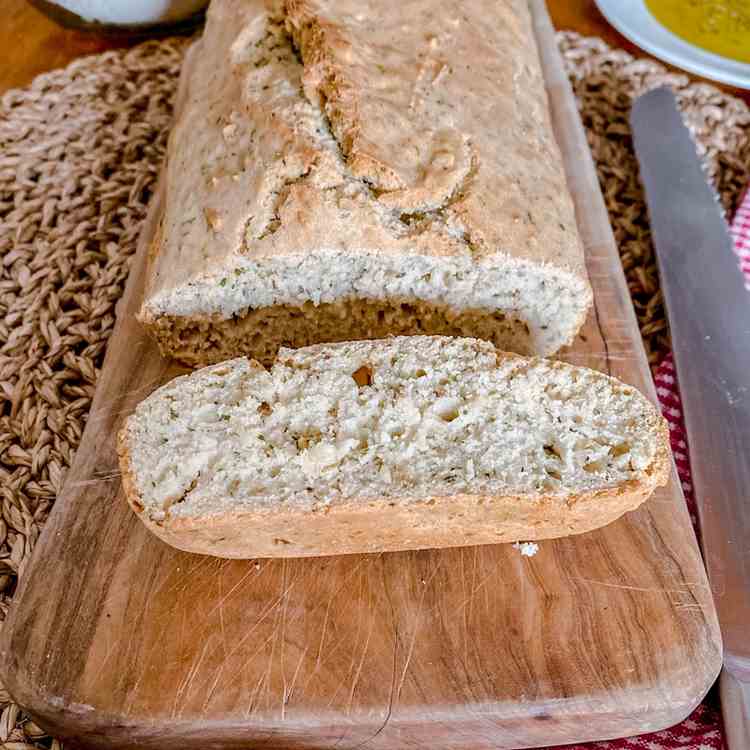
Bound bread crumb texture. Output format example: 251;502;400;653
123;337;669;523
140;0;591;361
149;298;534;367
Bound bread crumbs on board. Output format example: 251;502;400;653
513;541;539;557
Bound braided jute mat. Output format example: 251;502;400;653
0;31;749;749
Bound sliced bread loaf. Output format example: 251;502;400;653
118;336;670;558
139;0;592;366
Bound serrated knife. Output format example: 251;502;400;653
631;86;749;748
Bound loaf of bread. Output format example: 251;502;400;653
139;0;592;367
118;337;670;558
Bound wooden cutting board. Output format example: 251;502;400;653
0;2;722;748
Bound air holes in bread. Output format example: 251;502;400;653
543;444;561;460
352;365;373;387
610;442;631;458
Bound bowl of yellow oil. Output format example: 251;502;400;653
595;0;750;88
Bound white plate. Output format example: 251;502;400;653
594;0;750;89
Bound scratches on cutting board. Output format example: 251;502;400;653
347;557;400;750
279;559;289;719
346;605;375;713
199;565;303;715
454;568;499;616
216;572;229;661
571;576;710;594
172;638;212;719
345;564;374;711
206;564;258;618
397;561;440;699
313;588;334;676
284;645;309;712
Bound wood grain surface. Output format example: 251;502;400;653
0;2;722;748
0;1;134;93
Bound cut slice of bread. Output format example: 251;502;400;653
117;336;670;558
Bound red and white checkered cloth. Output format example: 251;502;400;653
729;186;750;289
544;189;750;750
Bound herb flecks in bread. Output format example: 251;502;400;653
118;337;670;558
139;0;592;366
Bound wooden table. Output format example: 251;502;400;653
2;0;750;102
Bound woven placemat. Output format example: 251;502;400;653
559;32;750;364
0;31;748;748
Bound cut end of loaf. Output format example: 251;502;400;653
144;298;535;368
119;336;669;557
141;254;591;366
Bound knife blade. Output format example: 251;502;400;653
631;86;750;747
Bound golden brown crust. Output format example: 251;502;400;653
119;471;669;559
117;426;147;518
282;0;583;265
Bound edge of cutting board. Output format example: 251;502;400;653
0;2;722;748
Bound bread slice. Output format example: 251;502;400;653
118;336;670;558
139;0;592;367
